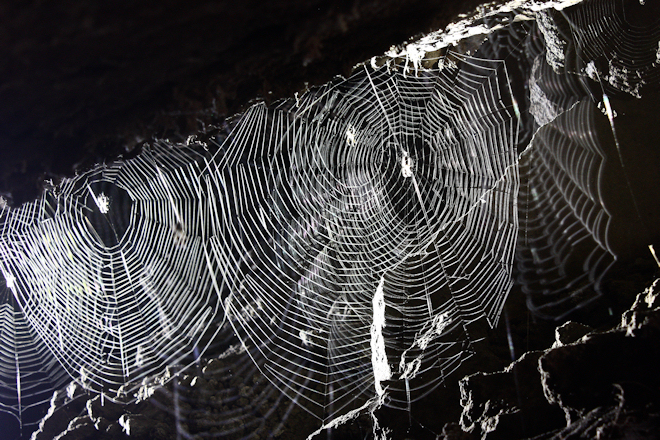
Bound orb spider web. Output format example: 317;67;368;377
203;50;519;431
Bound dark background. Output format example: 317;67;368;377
0;0;494;206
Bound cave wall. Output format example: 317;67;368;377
0;0;492;205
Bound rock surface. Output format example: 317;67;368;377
30;278;660;440
452;278;660;440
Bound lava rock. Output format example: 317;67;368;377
56;416;96;440
540;281;660;424
118;414;153;438
552;321;592;348
459;350;565;439
31;384;89;440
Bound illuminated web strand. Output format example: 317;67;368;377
518;0;660;320
205;50;518;431
0;281;69;436
0;145;223;402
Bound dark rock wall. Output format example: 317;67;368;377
455;279;660;440
0;0;491;205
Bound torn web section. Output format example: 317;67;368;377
205;51;519;436
0;276;69;440
0;144;222;401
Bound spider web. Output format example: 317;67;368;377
116;321;302;440
516;0;660;320
517;100;615;319
0;279;69;439
0;144;223;413
2;0;660;438
204;51;519;429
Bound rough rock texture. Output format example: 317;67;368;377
459;350;565;439
552;321;592;348
29;346;368;440
30;383;89;440
452;278;660;440
32;278;660;440
455;320;593;440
